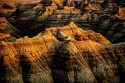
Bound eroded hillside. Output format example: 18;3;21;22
0;22;125;83
0;0;125;83
0;0;124;43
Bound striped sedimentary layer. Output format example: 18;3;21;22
0;22;125;83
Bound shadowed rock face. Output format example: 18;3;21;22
0;22;125;83
90;15;125;43
0;17;19;38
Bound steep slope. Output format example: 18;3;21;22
0;22;125;83
7;0;125;43
0;17;19;38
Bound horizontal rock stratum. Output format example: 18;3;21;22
0;22;125;83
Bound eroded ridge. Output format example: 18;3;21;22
0;22;125;83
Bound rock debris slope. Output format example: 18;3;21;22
0;22;125;83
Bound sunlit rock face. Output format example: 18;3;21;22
115;8;125;18
6;0;124;43
0;33;16;42
0;22;125;83
0;0;125;83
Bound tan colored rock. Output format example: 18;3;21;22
0;33;16;42
115;7;125;18
0;22;124;83
52;0;65;7
84;3;100;11
0;17;19;38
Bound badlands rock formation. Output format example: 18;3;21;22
5;0;123;43
0;1;125;83
0;17;19;38
0;33;16;42
0;22;125;83
91;15;125;43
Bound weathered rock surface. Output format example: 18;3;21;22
0;3;16;16
0;1;125;83
0;22;125;83
6;0;124;43
0;33;16;42
93;15;125;43
0;17;19;38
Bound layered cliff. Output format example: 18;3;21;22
0;1;125;83
0;22;125;83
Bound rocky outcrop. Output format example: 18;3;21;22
0;2;16;16
0;22;125;83
0;17;19;38
115;7;125;18
0;0;124;42
10;0;101;21
0;33;16;42
6;1;124;43
2;3;15;9
0;1;125;83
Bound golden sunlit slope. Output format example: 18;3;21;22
0;22;125;83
